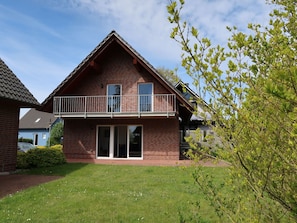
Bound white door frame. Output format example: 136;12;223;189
96;125;143;160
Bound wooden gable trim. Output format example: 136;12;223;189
89;60;101;72
133;58;141;72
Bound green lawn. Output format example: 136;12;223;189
0;163;227;222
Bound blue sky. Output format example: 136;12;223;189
0;0;273;117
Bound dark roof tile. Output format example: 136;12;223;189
0;58;39;106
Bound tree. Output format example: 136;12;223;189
48;122;63;146
156;66;180;85
168;0;297;221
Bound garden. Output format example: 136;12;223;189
0;163;227;222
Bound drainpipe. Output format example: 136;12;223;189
48;119;52;147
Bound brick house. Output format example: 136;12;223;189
0;58;39;172
41;31;193;161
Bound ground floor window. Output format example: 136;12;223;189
97;125;142;159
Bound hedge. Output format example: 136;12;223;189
17;145;66;169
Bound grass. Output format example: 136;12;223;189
0;163;228;222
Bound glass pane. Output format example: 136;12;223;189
114;126;127;158
129;126;142;157
108;85;121;112
98;127;110;157
138;83;152;112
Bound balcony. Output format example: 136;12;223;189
53;94;176;118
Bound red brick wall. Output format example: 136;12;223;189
61;44;180;161
64;44;171;97
0;100;20;172
63;119;96;159
142;118;179;160
63;117;180;160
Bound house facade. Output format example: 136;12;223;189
41;31;193;161
19;108;61;146
175;81;222;155
0;58;39;172
175;81;212;140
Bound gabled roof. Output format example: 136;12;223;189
41;30;193;113
175;80;212;121
19;108;58;129
0;58;39;107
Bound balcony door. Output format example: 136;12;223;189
97;125;142;159
107;84;121;112
138;83;153;112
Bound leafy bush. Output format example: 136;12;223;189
36;146;47;149
37;145;62;150
48;122;63;146
16;146;66;169
50;144;63;150
16;151;29;169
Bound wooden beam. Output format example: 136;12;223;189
133;58;141;72
89;60;101;72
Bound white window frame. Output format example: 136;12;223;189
96;125;143;160
138;83;154;112
107;84;122;113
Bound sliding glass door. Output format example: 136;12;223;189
129;126;142;157
97;125;142;159
97;126;110;157
114;126;127;158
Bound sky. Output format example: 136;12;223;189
0;0;274;117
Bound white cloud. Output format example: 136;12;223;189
1;0;276;109
45;0;274;65
42;0;180;65
180;0;273;45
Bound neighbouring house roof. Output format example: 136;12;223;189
175;81;212;121
19;108;58;129
0;58;39;107
40;30;193;114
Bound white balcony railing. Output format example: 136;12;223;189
53;94;176;118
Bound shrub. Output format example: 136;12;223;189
16;151;29;169
50;144;63;150
36;146;47;149
48;122;63;146
17;147;66;169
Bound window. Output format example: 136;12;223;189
138;83;153;112
107;84;121;112
33;133;38;145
